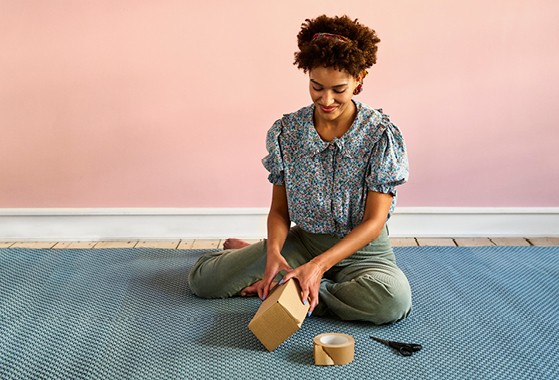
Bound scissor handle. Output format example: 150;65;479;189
384;341;421;356
399;347;414;356
398;343;422;356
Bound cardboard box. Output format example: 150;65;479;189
248;279;310;351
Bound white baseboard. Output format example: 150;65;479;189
0;207;558;241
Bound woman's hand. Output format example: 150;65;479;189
242;252;293;301
280;260;325;315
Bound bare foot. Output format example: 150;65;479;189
223;238;251;250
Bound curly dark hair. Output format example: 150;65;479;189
293;15;381;77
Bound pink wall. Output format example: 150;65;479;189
1;1;558;208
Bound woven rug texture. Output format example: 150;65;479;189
0;246;558;379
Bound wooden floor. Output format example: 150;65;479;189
1;237;558;249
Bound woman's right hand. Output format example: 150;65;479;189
244;252;293;301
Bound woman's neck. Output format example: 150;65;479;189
313;101;357;141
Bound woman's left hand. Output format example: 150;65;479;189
280;260;325;315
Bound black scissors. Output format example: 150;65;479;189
370;336;422;356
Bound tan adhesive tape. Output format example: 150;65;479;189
313;333;355;366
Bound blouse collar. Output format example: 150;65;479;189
299;100;383;158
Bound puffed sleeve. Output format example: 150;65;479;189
366;115;409;195
261;119;285;185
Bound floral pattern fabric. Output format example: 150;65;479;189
262;100;409;237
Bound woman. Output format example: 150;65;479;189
189;15;411;324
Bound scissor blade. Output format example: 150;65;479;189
370;336;422;355
370;336;390;345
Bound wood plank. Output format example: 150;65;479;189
454;238;494;247
135;240;180;249
177;240;194;250
416;238;456;247
94;241;138;249
390;238;418;247
53;241;97;249
191;239;221;249
490;238;531;246
528;237;559;246
68;241;97;249
10;242;57;249
53;242;72;249
10;237;551;250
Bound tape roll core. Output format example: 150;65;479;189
313;333;355;366
320;335;349;345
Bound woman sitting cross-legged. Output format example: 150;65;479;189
188;15;412;325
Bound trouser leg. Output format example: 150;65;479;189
308;226;412;324
188;227;312;298
188;241;267;298
318;264;412;324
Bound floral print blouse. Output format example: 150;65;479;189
262;100;409;237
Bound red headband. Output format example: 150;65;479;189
311;32;351;44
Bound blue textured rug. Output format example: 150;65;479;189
1;246;558;379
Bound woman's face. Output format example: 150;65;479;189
309;67;360;123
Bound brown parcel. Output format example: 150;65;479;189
248;279;310;351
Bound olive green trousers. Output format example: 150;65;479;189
188;225;411;324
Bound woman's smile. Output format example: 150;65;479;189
319;105;338;113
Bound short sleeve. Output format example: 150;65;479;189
261;119;285;185
366;115;409;195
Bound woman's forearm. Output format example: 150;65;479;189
311;218;384;272
311;191;393;273
266;209;290;256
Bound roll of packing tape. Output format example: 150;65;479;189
313;333;355;366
